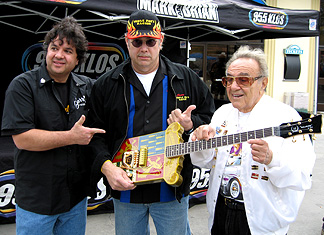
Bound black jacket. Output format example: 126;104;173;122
88;55;215;200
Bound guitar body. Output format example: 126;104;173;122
113;122;185;187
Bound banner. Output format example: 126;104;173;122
0;0;319;54
22;42;128;79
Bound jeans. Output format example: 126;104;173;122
16;197;87;235
113;196;191;235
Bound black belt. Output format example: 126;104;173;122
221;195;245;211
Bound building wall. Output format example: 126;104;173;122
264;0;320;113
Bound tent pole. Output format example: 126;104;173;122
186;40;190;67
313;36;319;114
186;30;190;68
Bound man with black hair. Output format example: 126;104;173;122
1;16;105;234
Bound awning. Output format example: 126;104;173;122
0;0;320;42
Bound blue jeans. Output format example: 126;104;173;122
113;196;191;235
16;197;87;235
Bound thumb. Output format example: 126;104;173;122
76;115;86;126
183;105;196;116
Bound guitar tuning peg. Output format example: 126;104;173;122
303;135;305;141
292;136;296;143
312;134;317;141
310;114;315;118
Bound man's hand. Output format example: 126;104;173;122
247;139;273;165
12;115;106;151
101;160;136;191
167;105;196;131
69;115;106;145
191;124;215;141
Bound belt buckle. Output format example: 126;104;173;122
224;197;230;206
224;197;241;210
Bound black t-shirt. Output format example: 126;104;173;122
53;79;70;115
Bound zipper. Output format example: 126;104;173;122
170;74;178;109
111;73;129;159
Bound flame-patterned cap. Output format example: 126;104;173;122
126;10;162;39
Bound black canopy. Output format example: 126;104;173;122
0;0;320;42
0;0;320;124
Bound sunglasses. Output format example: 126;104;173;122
131;39;157;48
221;76;263;87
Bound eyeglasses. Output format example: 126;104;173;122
221;76;263;87
131;39;157;48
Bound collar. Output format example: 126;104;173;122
111;54;184;81
38;62;86;88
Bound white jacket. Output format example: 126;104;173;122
190;95;316;235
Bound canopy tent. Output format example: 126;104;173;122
0;0;320;42
0;0;321;123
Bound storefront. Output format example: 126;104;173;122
318;0;324;111
318;46;324;111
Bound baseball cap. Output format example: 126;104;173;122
126;10;162;39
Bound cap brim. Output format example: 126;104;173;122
126;31;161;39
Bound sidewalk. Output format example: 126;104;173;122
1;125;323;234
288;127;324;234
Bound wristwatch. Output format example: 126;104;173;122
184;128;194;135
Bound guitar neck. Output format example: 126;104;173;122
166;126;280;158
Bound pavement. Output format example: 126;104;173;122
1;115;323;235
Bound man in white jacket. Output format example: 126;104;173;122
190;46;316;235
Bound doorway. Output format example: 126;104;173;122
318;47;324;111
188;41;263;109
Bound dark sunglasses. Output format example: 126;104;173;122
221;76;263;87
131;39;157;48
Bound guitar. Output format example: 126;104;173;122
113;115;322;187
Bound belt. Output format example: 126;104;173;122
223;196;245;211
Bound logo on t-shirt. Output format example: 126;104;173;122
74;95;86;109
176;93;189;101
